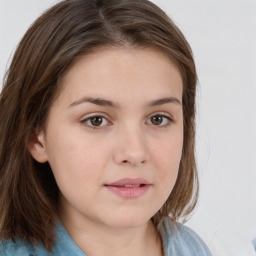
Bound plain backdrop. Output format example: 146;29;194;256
1;0;256;254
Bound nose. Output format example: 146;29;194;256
113;124;149;167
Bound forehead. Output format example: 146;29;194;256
56;47;183;105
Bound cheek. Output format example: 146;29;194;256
46;132;111;186
152;133;183;184
46;136;112;210
148;133;183;213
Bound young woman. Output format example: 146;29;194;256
0;0;211;255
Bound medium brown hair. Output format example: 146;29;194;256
0;0;198;250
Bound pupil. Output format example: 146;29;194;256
91;117;102;126
151;116;162;125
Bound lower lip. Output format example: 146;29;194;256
105;185;151;198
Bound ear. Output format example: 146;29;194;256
28;130;48;163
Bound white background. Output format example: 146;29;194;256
0;0;256;254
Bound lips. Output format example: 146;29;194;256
105;178;152;198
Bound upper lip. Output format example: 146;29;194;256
105;178;151;186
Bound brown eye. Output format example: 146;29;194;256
90;116;103;126
147;114;172;127
82;115;109;128
151;115;163;125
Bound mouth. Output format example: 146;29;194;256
105;178;152;198
115;184;144;188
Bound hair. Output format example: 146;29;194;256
0;0;198;251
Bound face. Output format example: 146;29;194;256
31;47;183;229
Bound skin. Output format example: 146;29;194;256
30;47;183;256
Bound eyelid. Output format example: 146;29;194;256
146;112;174;127
80;112;112;129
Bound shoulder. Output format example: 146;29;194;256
158;217;212;256
0;239;34;256
0;239;50;256
252;237;256;251
0;221;85;256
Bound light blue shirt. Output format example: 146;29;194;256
158;217;211;255
0;217;211;255
252;238;256;251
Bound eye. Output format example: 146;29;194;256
81;115;110;128
147;114;172;127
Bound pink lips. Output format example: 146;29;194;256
105;178;152;199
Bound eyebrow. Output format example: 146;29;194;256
148;97;181;107
68;96;181;108
69;97;117;108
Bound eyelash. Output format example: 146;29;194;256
80;113;173;129
146;113;173;128
81;114;111;129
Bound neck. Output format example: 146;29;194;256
59;210;163;256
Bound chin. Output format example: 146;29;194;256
103;211;154;229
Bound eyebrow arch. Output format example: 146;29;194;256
148;97;182;107
69;97;117;108
69;96;181;108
